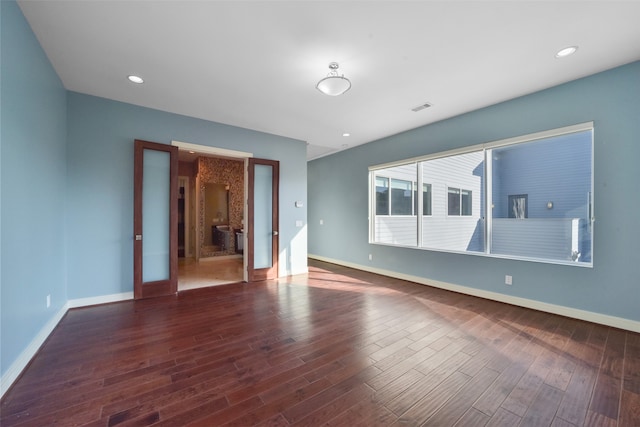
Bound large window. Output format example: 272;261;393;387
369;123;594;266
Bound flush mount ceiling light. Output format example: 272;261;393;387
127;75;144;84
555;46;578;58
316;62;351;96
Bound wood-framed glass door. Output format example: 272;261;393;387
247;158;279;281
134;139;178;299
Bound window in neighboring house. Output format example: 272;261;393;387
448;188;461;215
375;176;389;215
423;184;432;216
508;194;528;218
391;179;413;215
448;187;472;216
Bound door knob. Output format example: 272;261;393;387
273;231;279;236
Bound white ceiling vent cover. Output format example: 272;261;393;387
411;102;433;112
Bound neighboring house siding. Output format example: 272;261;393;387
492;218;582;261
492;132;591;219
491;131;592;261
374;151;485;252
422;151;485;252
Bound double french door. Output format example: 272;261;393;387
133;140;279;299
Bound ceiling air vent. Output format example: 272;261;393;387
411;102;433;112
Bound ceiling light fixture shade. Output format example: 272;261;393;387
555;46;578;58
127;75;144;84
316;62;351;96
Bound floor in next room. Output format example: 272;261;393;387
178;256;243;291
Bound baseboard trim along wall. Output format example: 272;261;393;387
308;254;640;334
1;303;69;397
67;292;134;309
1;292;134;398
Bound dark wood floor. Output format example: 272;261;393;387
2;260;639;426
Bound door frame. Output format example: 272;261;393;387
133;139;178;299
178;176;191;258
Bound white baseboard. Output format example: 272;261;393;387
285;266;309;277
1;292;134;398
309;254;640;333
1;302;69;397
67;292;133;309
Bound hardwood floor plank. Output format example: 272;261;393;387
551;417;578;427
555;362;599;426
281;366;380;424
589;372;622;420
619;389;640;427
453;407;490;427
588;328;625;419
484;407;522;427
425;367;499;426
498;313;567;417
221;378;333;426
472;349;536;417
151;395;229;426
583;410;617;427
181;395;264;426
395;370;471;426
329;396;398;426
623;332;640;394
519;383;564;427
290;382;374;426
385;351;471;416
373;368;425;407
367;346;436;391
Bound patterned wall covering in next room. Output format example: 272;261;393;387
197;157;244;255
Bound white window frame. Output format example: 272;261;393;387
368;122;594;267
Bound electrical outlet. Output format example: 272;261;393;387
46;294;51;308
368;254;372;261
319;219;324;225
505;275;513;285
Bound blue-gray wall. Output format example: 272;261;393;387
1;0;68;377
309;61;640;323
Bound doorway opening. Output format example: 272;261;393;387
176;147;246;291
134;139;279;299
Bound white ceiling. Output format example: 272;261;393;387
18;1;640;160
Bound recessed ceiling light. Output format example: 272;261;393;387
555;46;578;58
127;75;144;84
343;133;350;137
